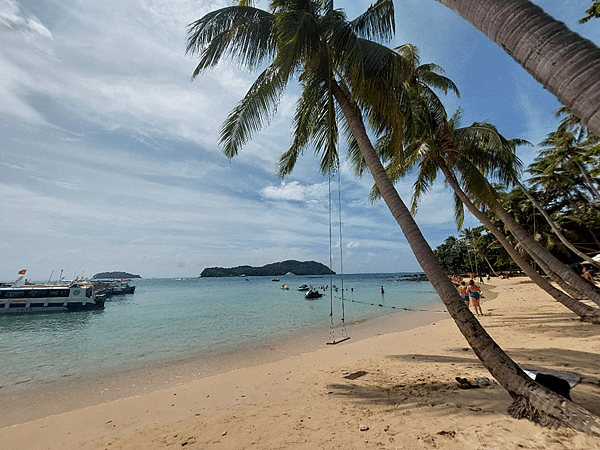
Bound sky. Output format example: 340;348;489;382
1;0;599;280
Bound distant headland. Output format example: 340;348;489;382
200;260;334;278
92;272;142;279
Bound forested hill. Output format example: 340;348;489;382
200;260;334;277
92;272;141;279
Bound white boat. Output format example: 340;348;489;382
0;283;106;314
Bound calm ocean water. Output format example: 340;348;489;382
0;273;439;391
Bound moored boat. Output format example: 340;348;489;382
0;283;105;314
93;279;136;297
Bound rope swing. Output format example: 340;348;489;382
327;168;350;345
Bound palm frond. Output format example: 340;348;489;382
220;64;288;158
349;0;395;42
187;7;275;76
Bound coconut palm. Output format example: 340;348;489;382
434;0;600;135
373;99;600;322
538;130;600;201
527;156;590;211
187;0;600;433
513;177;600;267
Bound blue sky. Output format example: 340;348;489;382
1;0;599;280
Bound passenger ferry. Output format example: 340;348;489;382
0;283;106;314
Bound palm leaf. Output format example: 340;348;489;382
187;7;275;76
220;64;288;158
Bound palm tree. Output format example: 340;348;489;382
374;100;600;322
527;155;590;212
187;0;600;433
434;0;600;135
514;177;600;268
538;130;600;201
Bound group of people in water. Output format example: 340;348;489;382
452;275;484;317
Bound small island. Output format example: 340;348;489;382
92;271;142;279
200;260;334;277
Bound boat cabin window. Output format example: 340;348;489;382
3;290;26;298
48;289;70;298
0;288;70;298
28;289;51;298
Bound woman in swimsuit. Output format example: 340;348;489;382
457;281;469;307
468;280;483;316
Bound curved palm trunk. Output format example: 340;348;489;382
436;0;600;135
574;159;600;201
438;161;600;323
484;255;498;277
490;198;600;307
332;81;600;434
515;180;600;268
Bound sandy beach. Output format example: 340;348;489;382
2;277;600;449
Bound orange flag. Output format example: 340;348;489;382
18;269;27;275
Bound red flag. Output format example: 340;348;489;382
18;269;27;275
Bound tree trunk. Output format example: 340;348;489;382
438;161;600;323
515;180;600;268
484;255;498;277
331;80;600;434
574;159;600;201
436;0;600;135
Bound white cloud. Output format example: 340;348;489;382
0;0;52;38
260;181;328;203
2;0;599;278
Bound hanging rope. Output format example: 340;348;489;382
327;168;349;345
328;170;334;320
337;170;348;339
328;170;336;343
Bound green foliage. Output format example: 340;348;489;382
187;0;404;177
580;1;600;23
434;227;511;275
433;236;468;274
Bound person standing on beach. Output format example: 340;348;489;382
457;281;469;307
468;280;483;316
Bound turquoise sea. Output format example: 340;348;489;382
0;273;439;394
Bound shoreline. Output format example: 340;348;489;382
0;299;447;428
3;277;600;450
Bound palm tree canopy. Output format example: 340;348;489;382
187;0;408;176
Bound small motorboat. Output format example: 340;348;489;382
297;284;309;291
305;287;323;299
281;284;290;290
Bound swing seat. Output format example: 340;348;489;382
327;336;350;345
